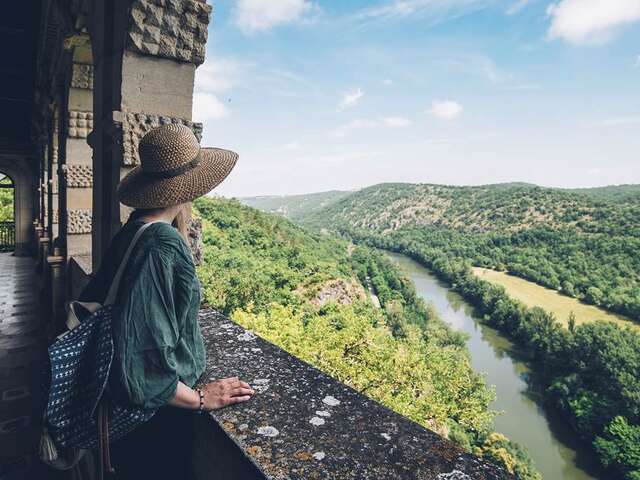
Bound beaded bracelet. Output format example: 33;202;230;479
195;387;205;414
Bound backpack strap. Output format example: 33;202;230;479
103;220;162;306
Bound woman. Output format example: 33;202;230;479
79;124;254;479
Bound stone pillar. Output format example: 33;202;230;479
49;109;60;242
63;39;94;260
89;0;211;271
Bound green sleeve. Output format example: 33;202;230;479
117;242;195;409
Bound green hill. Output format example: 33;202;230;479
301;182;640;320
565;184;640;203
292;182;640;479
238;190;351;222
193;196;539;479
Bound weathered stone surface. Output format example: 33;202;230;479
119;111;202;167
71;63;93;90
127;0;211;65
68;111;93;138
188;217;204;266
197;310;511;480
67;209;92;234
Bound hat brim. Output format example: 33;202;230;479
117;147;238;209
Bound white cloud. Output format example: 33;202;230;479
428;100;464;120
354;0;489;24
195;58;247;94
234;0;315;34
587;168;602;175
193;93;230;122
340;88;364;109
193;58;245;122
382;79;394;86
383;116;413;127
635;54;640;67
547;0;640;45
506;0;531;15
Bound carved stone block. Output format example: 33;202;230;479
66;165;93;188
120;112;202;167
71;63;94;90
68;209;92;234
127;0;211;65
68;111;94;138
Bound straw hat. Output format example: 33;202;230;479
117;124;238;209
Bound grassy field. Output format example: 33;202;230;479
472;267;639;330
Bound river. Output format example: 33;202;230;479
386;252;603;480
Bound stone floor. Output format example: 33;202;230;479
0;252;55;479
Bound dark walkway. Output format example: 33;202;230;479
0;252;52;479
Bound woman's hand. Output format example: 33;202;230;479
202;377;254;411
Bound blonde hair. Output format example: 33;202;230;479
172;203;192;243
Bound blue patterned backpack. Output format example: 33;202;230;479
40;221;159;472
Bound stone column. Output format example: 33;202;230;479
63;39;94;260
89;0;211;271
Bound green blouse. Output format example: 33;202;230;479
80;218;205;409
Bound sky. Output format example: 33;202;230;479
194;0;640;197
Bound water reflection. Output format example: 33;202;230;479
386;252;603;480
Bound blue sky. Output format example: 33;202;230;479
194;0;640;197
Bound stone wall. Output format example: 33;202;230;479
194;310;511;480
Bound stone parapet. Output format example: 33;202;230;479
195;310;510;480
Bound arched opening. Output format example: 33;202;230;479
0;172;15;252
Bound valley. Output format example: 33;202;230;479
240;181;640;480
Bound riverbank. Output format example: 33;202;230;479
330;225;639;479
388;252;603;480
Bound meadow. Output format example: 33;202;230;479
472;267;639;331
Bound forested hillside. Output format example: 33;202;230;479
293;182;640;480
302;183;640;320
239;190;350;221
193;196;539;479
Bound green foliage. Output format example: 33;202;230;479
233;303;494;433
476;433;542;480
298;182;640;478
302;183;640;320
594;416;640;479
0;175;14;222
194;196;537;478
239;190;351;222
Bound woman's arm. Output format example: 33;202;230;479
168;378;254;411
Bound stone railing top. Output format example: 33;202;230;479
198;309;510;480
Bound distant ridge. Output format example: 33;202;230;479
238;189;351;221
239;183;640;223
